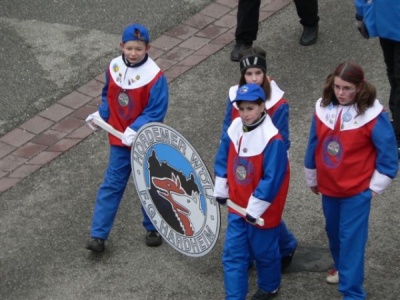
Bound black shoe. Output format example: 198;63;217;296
86;238;105;253
230;42;252;61
251;288;279;300
146;230;162;247
281;245;297;271
248;260;255;270
299;25;318;46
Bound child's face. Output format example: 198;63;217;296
120;40;150;64
333;76;358;105
244;67;264;85
238;101;265;125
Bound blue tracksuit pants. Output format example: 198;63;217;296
90;145;155;239
322;189;372;300
279;220;297;257
223;213;281;300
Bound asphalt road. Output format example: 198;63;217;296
1;0;399;299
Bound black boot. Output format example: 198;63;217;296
299;25;318;46
146;230;162;247
230;42;252;61
86;238;105;253
281;246;296;272
251;288;279;300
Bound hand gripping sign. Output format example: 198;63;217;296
90;115;220;257
90;116;265;255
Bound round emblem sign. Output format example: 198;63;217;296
131;122;221;257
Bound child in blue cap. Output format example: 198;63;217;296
85;23;169;252
214;83;289;299
221;46;297;272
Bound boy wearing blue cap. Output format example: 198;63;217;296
214;83;289;299
222;46;298;271
85;23;169;252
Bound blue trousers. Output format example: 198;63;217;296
322;189;372;300
248;220;297;265
223;213;281;300
279;220;298;257
90;145;155;240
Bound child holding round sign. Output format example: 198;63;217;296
85;23;169;253
221;46;297;271
214;83;290;300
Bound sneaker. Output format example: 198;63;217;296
326;268;339;284
251;288;279;300
230;42;252;61
146;230;162;247
86;238;105;253
281;246;296;272
299;25;318;46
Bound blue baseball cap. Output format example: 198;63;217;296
233;83;266;103
122;23;150;43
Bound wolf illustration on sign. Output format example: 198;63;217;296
132;122;220;257
152;173;204;236
147;150;205;235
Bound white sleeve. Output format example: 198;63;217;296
305;167;317;187
246;195;271;219
370;169;393;194
213;176;229;198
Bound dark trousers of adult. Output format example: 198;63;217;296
380;37;400;146
235;0;260;44
293;0;319;27
235;0;319;45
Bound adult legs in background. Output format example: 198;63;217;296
293;0;319;46
231;0;261;61
380;37;400;157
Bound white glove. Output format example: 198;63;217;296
85;111;100;130
122;127;137;146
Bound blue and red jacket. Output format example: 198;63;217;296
304;98;398;197
214;116;289;228
355;0;400;42
99;54;168;146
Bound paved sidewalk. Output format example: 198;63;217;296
0;0;292;193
